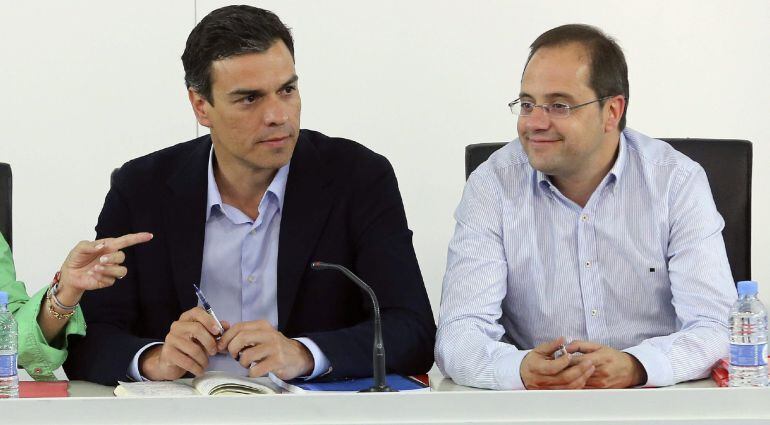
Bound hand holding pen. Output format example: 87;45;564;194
520;337;595;390
137;286;230;380
193;284;225;337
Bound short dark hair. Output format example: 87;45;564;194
525;24;629;130
181;5;294;104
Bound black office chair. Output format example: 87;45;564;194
0;162;11;249
111;167;120;188
464;138;753;283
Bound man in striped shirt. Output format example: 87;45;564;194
435;24;736;390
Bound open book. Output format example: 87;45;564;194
114;372;279;397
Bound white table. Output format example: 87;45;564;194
7;370;770;424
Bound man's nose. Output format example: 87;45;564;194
523;106;551;131
263;96;289;126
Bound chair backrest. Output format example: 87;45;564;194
111;167;120;188
464;138;752;283
0;163;11;249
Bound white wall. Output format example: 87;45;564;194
2;0;768;312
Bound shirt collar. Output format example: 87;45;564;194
206;146;290;221
608;131;627;186
535;132;627;193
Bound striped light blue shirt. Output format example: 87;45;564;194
435;128;737;390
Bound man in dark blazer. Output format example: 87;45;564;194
64;5;435;385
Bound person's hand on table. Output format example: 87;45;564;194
566;340;647;388
218;319;314;380
140;307;231;381
520;337;595;390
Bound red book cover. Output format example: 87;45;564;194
411;374;430;387
19;381;69;398
711;359;729;387
712;357;770;387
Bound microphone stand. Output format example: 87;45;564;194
311;261;395;392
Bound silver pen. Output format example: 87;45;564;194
193;284;224;336
553;344;568;359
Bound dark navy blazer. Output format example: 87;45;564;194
64;130;436;385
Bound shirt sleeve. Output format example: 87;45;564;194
127;342;164;381
0;236;86;381
294;337;331;379
623;165;737;386
435;171;528;390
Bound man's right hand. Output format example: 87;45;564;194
139;307;228;381
520;337;595;390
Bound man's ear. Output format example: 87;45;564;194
188;88;213;128
603;95;626;132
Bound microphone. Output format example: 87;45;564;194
311;261;395;392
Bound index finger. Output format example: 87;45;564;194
531;359;595;388
218;322;247;350
103;232;154;251
566;340;603;354
532;337;567;356
218;320;273;352
180;307;223;336
527;351;572;375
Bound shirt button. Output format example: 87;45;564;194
34;368;42;374
585;261;592;268
591;309;598;317
580;214;588;222
247;276;255;283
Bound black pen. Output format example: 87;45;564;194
193;284;224;336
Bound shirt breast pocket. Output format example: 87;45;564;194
639;260;671;298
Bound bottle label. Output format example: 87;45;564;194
730;343;768;367
0;354;17;377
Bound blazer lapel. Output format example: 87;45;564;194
162;137;211;312
277;132;334;330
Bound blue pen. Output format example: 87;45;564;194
193;284;224;336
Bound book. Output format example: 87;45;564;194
113;372;279;397
711;357;770;387
271;374;430;393
19;381;69;398
711;358;729;387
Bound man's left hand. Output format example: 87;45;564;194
566;340;647;388
218;320;314;380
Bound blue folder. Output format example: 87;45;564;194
281;374;429;392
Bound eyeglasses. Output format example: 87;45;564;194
508;95;616;118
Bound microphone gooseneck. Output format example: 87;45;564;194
311;261;395;392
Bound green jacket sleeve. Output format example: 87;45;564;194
0;235;86;381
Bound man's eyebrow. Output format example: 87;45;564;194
227;75;298;97
517;91;578;102
227;88;265;98
281;75;299;87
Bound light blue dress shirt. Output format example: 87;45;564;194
129;147;329;380
435;128;737;390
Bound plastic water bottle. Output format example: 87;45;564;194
0;291;19;397
729;280;768;387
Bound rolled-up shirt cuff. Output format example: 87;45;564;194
128;342;164;381
493;348;531;390
623;343;674;387
293;337;331;380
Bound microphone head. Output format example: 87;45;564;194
311;261;337;271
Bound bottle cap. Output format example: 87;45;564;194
0;291;7;305
737;280;758;296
